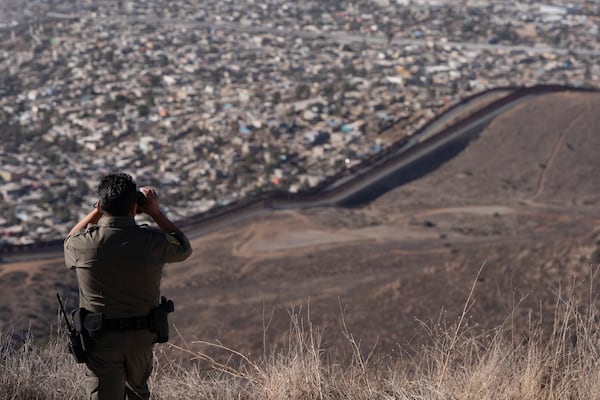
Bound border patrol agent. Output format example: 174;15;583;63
64;173;192;399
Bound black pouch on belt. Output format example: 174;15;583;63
149;296;174;343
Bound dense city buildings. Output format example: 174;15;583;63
1;0;599;245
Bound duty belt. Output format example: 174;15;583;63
103;315;150;332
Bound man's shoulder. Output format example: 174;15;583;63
65;224;100;243
132;224;174;245
135;223;165;236
63;225;100;258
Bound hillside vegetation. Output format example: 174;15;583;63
3;276;600;400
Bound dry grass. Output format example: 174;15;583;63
3;275;600;399
0;328;86;400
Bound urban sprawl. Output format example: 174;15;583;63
1;0;599;245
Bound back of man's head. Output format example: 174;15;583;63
98;173;137;216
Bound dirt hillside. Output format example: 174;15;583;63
2;91;600;361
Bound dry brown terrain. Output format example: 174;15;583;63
2;91;600;363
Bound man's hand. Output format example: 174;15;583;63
137;187;193;258
137;187;161;218
137;187;181;236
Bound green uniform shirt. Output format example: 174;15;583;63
64;216;192;319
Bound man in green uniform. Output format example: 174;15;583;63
64;173;193;399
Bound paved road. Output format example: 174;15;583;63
5;11;598;57
134;17;600;57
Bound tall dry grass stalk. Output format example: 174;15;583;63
3;272;600;399
0;326;86;400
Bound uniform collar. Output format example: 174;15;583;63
98;216;137;227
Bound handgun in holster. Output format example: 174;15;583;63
72;308;101;353
149;296;174;343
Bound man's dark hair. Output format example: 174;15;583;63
98;173;137;216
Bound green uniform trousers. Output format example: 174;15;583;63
84;330;156;400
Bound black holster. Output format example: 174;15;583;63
149;297;174;343
72;308;104;354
